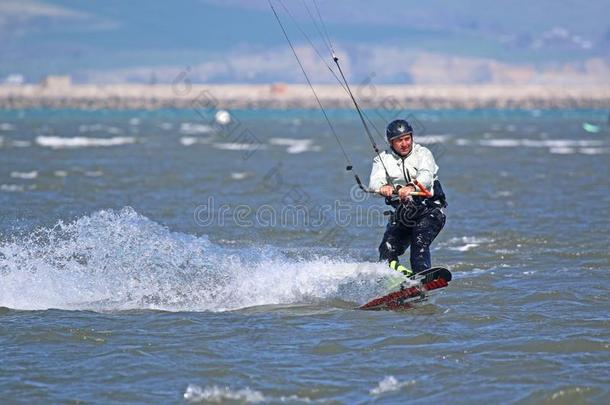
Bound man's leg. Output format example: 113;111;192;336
379;221;412;276
409;208;446;273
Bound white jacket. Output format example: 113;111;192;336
368;143;439;196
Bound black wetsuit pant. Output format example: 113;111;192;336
378;206;446;273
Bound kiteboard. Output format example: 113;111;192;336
359;267;452;311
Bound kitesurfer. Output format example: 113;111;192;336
369;119;447;276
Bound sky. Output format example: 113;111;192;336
1;0;609;84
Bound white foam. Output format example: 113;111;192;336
84;171;103;177
129;118;140;126
184;385;264;403
479;139;521;147
415;135;450;144
443;236;493;252
0;184;24;192
213;142;265;151
269;138;320;154
10;171;38;180
230;172;252;180
0;208;392;312
549;147;575;154
450;243;478;252
183;384;313;403
370;376;415;395
180;137;197;146
447;236;492;245
180;136;212;146
54;170;68;177
11;140;31;148
36;136;136;149
180;123;214;135
0;123;15;131
579;147;610;155
479;139;605;148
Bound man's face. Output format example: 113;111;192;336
391;133;413;156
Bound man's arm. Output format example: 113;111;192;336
368;155;388;193
415;147;438;190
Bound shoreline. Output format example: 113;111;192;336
1;83;609;110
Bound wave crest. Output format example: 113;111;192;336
0;208;394;312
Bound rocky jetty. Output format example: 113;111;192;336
0;83;609;110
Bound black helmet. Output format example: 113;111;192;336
386;119;413;143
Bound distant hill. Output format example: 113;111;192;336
1;0;609;84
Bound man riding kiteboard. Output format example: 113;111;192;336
369;119;447;277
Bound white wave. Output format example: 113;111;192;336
11;140;31;148
479;139;521;147
442;236;493;252
180;122;214;135
230;172;252;180
269;138;320;154
0;208;393;312
84;171;103;177
0;123;15;131
180;137;197;146
479;139;605;148
180;136;212;146
184;385;264;403
370;376;415;395
549;147;575;154
36;136;136;149
415;135;450;144
213;142;266;151
579;147;610;155
10;171;38;180
455;139;471;146
129;118;140;126
54;170;68;177
446;236;493;245
450;243;479;252
0;184;24;192
184;384;314;403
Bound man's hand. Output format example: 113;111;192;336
379;185;394;197
398;185;416;201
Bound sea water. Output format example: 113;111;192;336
0;108;608;403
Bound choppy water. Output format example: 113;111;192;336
0;108;609;404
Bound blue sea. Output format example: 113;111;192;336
0;108;608;404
